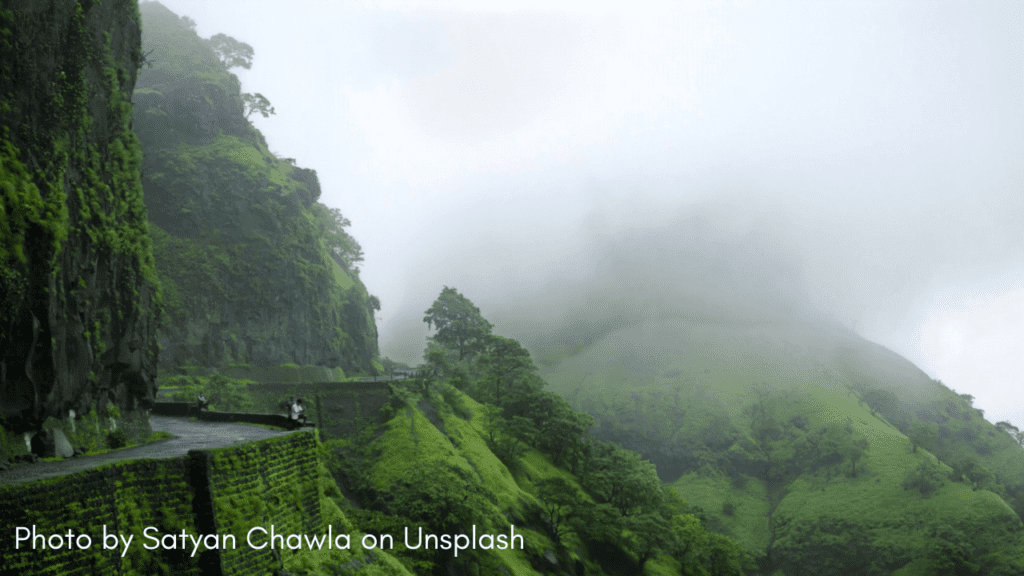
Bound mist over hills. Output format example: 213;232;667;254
443;200;1024;572
490;200;836;353
127;3;1024;571
4;1;1023;573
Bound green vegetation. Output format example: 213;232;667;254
166;372;254;411
0;399;159;460
7;2;1022;575
322;287;756;575
423;286;493;360
1;0;160;434
134;2;378;375
241;91;275;120
207;33;253;70
531;316;1024;574
316;203;364;273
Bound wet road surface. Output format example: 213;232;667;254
0;416;296;487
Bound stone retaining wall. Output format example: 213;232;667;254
248;381;392;438
0;430;320;575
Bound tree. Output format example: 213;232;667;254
419;345;452;394
624;512;673;572
923;527;982;576
479;334;536;404
582;442;663;516
863;388;898;418
817;421;850;477
480;405;533;463
504;388;593;470
208;33;253;69
704;532;757;576
909;420;939;453
845;436;869;477
671;513;706;565
950;456;993;491
423;287;492;360
996;420;1020;439
535;477;581;546
241;92;275;120
569;502;623;547
903;458;945;497
314;204;363;271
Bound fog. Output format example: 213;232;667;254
153;1;1024;424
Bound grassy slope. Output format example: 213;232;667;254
266;437;416;576
332;392;682;575
537;317;1024;572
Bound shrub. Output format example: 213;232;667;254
903;458;945;497
168;373;254;411
722;500;736;516
107;428;128;449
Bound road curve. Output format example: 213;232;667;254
0;416;297;487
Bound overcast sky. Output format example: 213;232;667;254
152;0;1024;425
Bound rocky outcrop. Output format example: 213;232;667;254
0;1;160;434
135;3;379;374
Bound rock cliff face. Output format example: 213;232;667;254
135;3;379;374
0;0;160;433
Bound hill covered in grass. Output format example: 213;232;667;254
309;286;756;575
325;361;753;576
533;315;1024;574
133;2;379;375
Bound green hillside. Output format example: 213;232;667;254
326;381;750;575
133;2;379;375
536;316;1024;574
316;287;757;576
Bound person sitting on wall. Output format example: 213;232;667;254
293;398;308;425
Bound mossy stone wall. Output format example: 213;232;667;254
248;381;391;438
0;457;200;575
0;430;320;575
206;431;321;574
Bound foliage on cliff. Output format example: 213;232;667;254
0;0;161;433
321;288;755;576
133;2;378;374
532;316;1024;575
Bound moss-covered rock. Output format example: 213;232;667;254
134;2;378;374
0;0;160;434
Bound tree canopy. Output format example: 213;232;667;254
241;92;275;120
423;287;493;360
208;33;253;69
314;204;363;272
479;334;536;404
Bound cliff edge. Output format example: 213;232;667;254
0;0;160;434
134;2;379;375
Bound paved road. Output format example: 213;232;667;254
0;416;297;487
